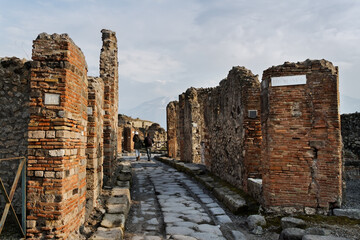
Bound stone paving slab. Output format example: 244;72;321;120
101;213;126;228
333;208;360;219
90;227;123;239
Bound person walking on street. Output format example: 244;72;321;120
133;131;142;161
144;133;153;161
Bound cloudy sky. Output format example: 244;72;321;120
1;0;359;126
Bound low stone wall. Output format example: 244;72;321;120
0;57;31;214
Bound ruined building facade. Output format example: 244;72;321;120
0;30;119;239
118;114;167;153
167;60;342;214
261;60;342;213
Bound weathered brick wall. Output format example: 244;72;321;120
117;126;123;154
27;33;88;239
0;57;31;214
341;113;360;159
167;101;179;158
204;67;262;190
261;60;342;213
100;29;118;184
86;76;104;217
123;126;134;152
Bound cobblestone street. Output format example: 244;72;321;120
123;156;277;240
124;157;243;240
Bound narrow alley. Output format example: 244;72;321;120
122;156;276;240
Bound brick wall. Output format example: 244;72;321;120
0;57;31;213
27;33;88;239
167;101;179;158
261;59;342;213
204;67;262;189
100;29;118;184
86;76;104;217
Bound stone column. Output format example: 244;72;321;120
86;76;104;218
27;33;88;239
261;59;342;214
100;29;119;184
166;101;179;159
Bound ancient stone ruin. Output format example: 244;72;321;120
167;60;343;214
118;114;167;153
0;30;119;239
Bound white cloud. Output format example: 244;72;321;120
119;50;183;84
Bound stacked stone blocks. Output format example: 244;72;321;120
86;76;104;212
100;29;119;184
0;57;31;214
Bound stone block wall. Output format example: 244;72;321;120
261;60;342;213
27;33;88;239
341;113;360;159
117;126;123;154
0;57;31;214
167;101;179;158
180;88;208;164
204;67;262;189
86;76;104;216
170;67;262;190
100;29;119;184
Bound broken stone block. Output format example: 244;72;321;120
111;187;130;202
279;228;305;240
117;171;132;181
90;227;123;239
222;194;247;213
333;208;360;220
305;227;331;236
116;180;130;188
100;214;126;228
302;235;351;240
281;217;306;229
246;215;266;230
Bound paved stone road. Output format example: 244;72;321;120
123;156;252;240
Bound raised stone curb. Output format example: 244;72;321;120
281;217;307;229
302;235;352;240
333;208;360;220
279;227;305;240
155;156;254;214
88;160;132;240
90;227;123;239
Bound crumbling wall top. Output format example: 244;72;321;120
264;59;338;75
